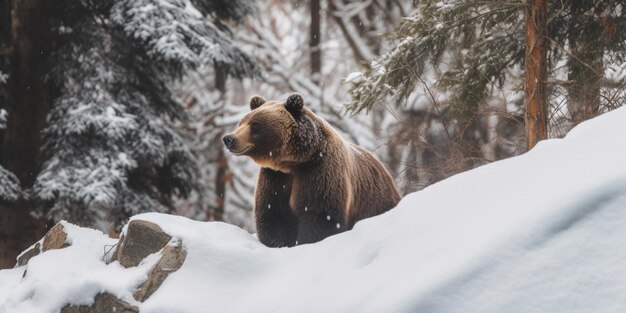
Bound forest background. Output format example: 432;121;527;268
0;0;624;267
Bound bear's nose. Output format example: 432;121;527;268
222;134;236;149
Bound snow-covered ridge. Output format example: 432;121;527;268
2;107;626;313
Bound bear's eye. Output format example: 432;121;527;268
250;122;262;134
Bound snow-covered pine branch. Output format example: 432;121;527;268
111;0;258;78
32;0;257;229
342;1;530;191
0;166;21;202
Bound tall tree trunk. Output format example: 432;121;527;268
328;0;375;68
213;151;228;222
310;0;322;85
3;0;52;185
567;3;603;125
0;0;10;55
212;65;227;222
1;0;10;106
524;0;548;149
0;0;52;268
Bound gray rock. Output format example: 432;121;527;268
60;292;138;313
134;243;187;301
15;242;41;267
116;220;172;268
16;222;69;267
43;223;69;252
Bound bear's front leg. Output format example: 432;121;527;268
255;168;298;247
295;209;344;245
291;166;348;245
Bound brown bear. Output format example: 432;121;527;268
223;93;400;247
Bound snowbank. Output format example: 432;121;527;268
2;107;626;313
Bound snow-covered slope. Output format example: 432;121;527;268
3;107;626;313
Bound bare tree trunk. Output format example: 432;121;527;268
310;0;322;85
327;0;374;67
213;151;228;222
1;0;10;104
2;0;52;185
524;0;548;149
0;0;10;54
215;65;227;95
0;0;52;268
212;65;228;221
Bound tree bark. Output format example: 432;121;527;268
310;0;322;85
524;0;548;149
0;0;52;268
212;65;227;221
1;0;10;114
3;0;52;186
212;151;228;222
0;0;10;55
215;64;227;95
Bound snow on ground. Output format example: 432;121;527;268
0;223;161;313
2;107;626;313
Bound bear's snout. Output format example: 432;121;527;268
222;134;236;149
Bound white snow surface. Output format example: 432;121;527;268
3;107;626;312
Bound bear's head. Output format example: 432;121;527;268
223;93;322;173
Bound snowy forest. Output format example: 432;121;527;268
0;0;625;269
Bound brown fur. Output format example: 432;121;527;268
224;94;401;247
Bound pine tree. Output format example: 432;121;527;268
29;0;258;229
549;1;626;126
0;0;259;243
347;0;625;131
345;0;625;185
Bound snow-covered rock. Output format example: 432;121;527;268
16;223;69;267
133;243;187;302
61;293;138;313
113;220;174;268
2;107;626;313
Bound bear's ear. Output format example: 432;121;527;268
285;93;304;116
249;95;266;110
